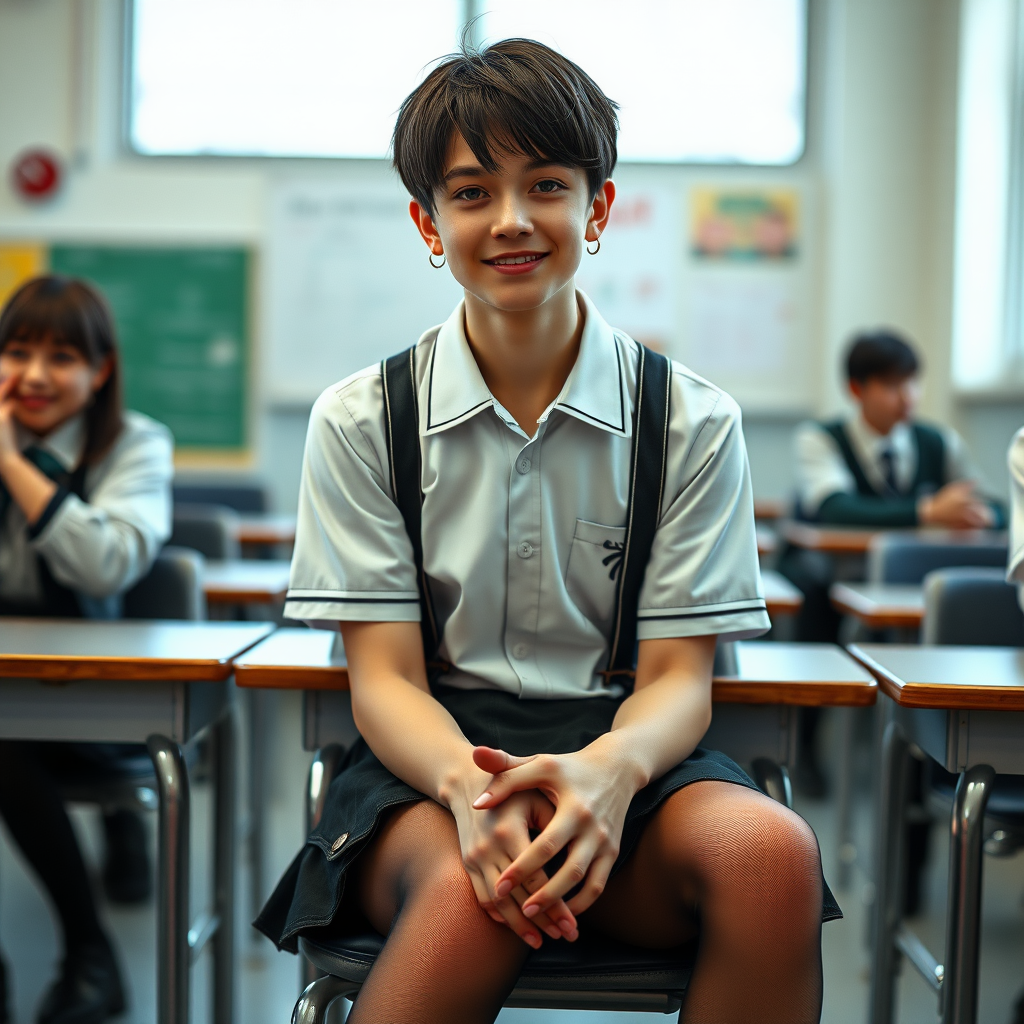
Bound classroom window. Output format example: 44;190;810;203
128;0;807;165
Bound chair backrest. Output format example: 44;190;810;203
867;534;1008;584
922;567;1024;646
171;503;241;560
173;483;267;513
122;546;207;621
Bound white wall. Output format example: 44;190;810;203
0;0;1013;510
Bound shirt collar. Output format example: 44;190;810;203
423;290;629;438
848;413;910;456
16;413;86;471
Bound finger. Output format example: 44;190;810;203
0;373;20;403
565;852;618;916
495;813;576;892
521;836;601;914
465;867;507;925
472;746;535;776
510;884;565;940
479;865;545;949
519;870;578;939
473;756;558;809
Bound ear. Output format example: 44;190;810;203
91;356;113;393
585;179;616;243
409;200;445;257
848;379;864;402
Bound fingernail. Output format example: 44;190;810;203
525;933;541;949
472;793;491;809
495;880;512;897
523;904;539;918
557;918;575;934
544;926;561;940
567;929;579;942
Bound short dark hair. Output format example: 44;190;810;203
0;275;124;464
845;329;920;384
392;39;619;214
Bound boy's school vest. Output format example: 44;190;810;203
820;420;946;500
381;342;672;686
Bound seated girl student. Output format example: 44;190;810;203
258;40;839;1024
0;276;173;1024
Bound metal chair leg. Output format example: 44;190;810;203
147;735;191;1024
836;706;856;888
869;719;911;1024
213;708;238;1024
751;757;793;808
301;745;345;990
292;975;357;1024
941;764;996;1024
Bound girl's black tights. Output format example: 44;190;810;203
0;741;106;954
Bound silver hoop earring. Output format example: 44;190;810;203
586;239;601;255
429;252;446;269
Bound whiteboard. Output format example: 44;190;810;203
264;178;463;404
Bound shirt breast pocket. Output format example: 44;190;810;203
565;519;627;632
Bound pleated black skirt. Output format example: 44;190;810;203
255;686;842;952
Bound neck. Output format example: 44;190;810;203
463;282;583;436
859;410;900;438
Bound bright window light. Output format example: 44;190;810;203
129;0;463;157
129;0;806;164
476;0;806;164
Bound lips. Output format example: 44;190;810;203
482;251;549;275
17;395;54;411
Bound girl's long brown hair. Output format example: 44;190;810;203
0;275;124;465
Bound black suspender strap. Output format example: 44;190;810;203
604;344;672;680
382;347;442;663
382;341;672;684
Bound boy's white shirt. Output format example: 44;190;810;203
1008;427;1024;609
794;414;976;517
286;291;769;700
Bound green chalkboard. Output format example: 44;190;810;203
49;246;249;451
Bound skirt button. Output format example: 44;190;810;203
331;832;349;853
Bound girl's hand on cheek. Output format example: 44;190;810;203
450;787;579;948
0;374;22;464
471;743;635;920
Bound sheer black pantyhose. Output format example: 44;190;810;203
343;780;823;1024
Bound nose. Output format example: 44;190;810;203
491;191;533;240
22;349;49;386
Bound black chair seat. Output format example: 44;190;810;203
299;926;694;995
929;768;1024;827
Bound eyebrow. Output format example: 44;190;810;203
443;158;568;184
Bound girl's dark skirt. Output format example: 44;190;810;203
255;686;842;952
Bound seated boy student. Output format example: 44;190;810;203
259;40;839;1024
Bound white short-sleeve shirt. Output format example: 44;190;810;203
1007;427;1024;607
286;292;769;699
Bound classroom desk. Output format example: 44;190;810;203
202;559;291;605
762;569;803;617
235;513;297;548
756;524;778;557
754;498;787;521
780;522;1006;557
846;644;1024;1024
830;582;924;630
0;619;273;1024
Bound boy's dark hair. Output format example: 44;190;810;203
392;38;618;214
0;275;124;464
845;329;920;384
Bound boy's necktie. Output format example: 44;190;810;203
0;447;70;522
879;447;899;495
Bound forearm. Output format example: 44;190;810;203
589;635;716;794
817;492;919;527
0;452;57;525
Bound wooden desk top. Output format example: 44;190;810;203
235;514;297;547
235;632;876;707
754;498;787;521
756;525;777;557
780;522;1006;556
762;570;803;616
202;560;291;605
0;620;273;682
830;582;923;629
848;643;1024;710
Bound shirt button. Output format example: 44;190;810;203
517;541;534;558
517;457;532;474
512;643;530;660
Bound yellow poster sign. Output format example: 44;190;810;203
0;243;47;310
690;188;799;260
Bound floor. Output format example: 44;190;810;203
0;699;1021;1024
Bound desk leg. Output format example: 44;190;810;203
147;736;190;1024
941;765;995;1024
836;707;856;889
214;708;238;1024
869;719;910;1024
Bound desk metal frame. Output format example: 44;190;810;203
0;675;238;1024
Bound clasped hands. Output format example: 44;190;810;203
453;743;633;949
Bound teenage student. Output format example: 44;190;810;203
779;330;999;799
1010;427;1024;601
257;40;838;1024
0;276;173;1024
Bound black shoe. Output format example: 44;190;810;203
102;810;151;905
36;940;125;1024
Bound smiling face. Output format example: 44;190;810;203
0;334;111;437
410;133;614;315
849;373;920;436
